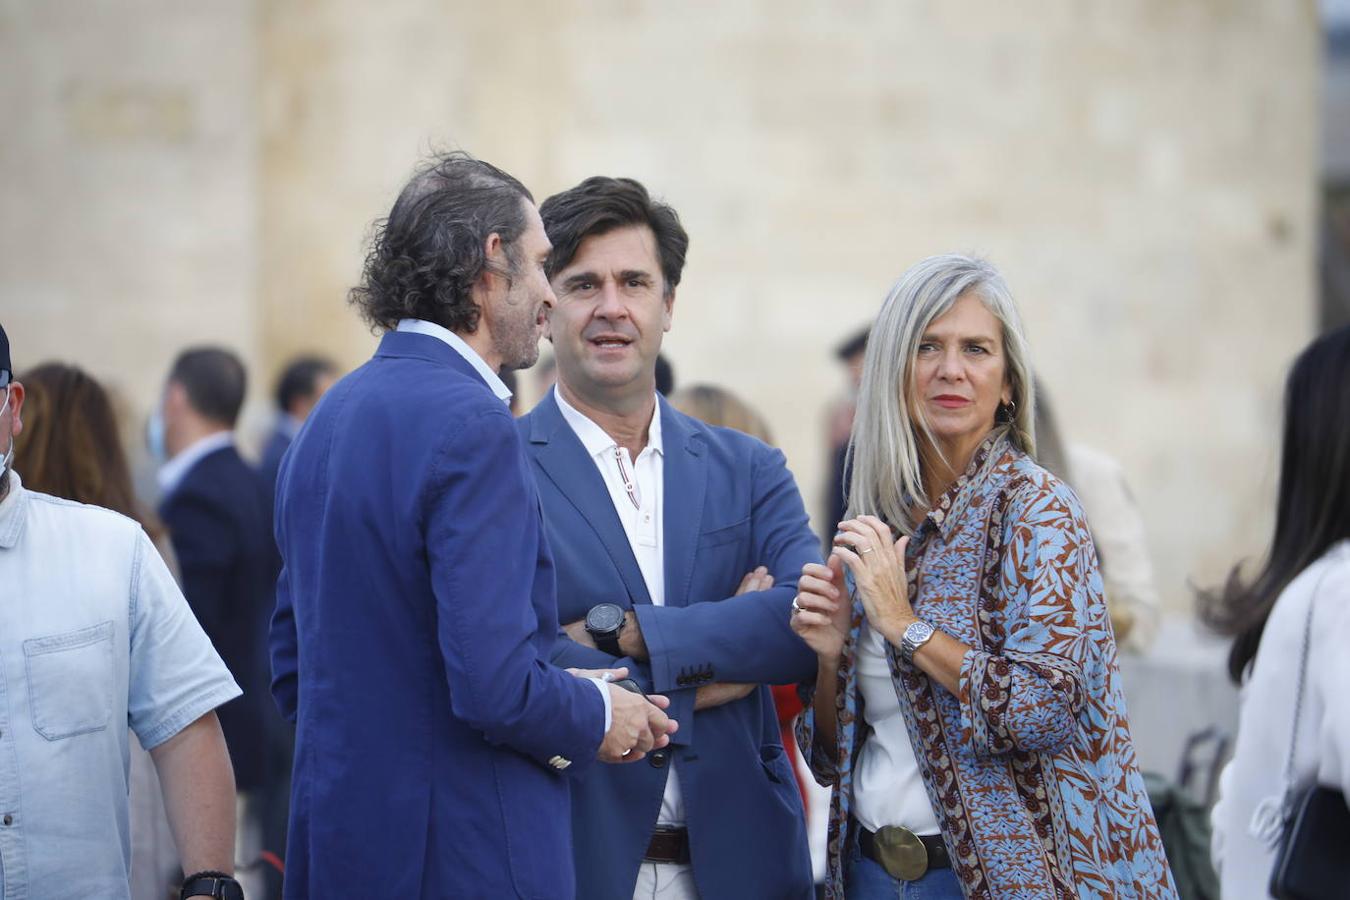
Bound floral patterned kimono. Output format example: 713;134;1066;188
796;430;1176;899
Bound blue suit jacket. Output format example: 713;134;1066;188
270;332;606;899
160;444;279;792
520;392;820;900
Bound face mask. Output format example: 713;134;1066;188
0;387;12;475
146;408;167;464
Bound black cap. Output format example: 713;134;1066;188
0;321;9;386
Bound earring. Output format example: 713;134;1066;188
998;398;1017;423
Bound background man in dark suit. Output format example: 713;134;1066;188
155;346;280;898
269;152;676;899
257;355;337;496
521;177;820;900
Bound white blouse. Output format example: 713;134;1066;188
851;622;941;836
1211;540;1350;898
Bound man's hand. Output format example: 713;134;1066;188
563;618;597;649
694;682;755;711
599;687;677;764
735;565;774;595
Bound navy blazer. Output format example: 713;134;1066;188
256;425;291;498
160;443;278;791
270;332;606;899
520;392;820;900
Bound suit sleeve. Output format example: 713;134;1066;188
426;408;606;772
161;490;234;656
633;444;820;693
550;635;653;691
550;633;698;747
269;558;298;722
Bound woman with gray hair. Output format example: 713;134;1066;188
790;255;1175;899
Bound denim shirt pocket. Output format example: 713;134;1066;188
23;621;116;740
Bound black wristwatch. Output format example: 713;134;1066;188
181;871;244;900
585;603;626;656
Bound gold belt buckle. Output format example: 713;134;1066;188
873;825;929;881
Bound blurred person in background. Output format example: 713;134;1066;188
654;350;675;396
0;324;243;899
1034;386;1161;650
499;366;521;415
534;350;559;397
528;176;818;899
153;346;280;899
257;358;340;896
258;355;337;495
790;255;1174;899
13;362;181;898
670;383;814;814
821;327;868;545
1203;323;1350;898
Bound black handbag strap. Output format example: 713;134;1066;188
1280;569;1331;812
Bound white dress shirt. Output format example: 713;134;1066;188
851;622;942;836
396;318;513;403
395;320;611;734
555;386;686;826
156;431;234;497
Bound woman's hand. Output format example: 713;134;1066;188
832;515;916;645
791;556;852;665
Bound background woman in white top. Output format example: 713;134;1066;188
1203;322;1350;898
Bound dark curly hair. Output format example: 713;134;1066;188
539;177;688;297
349;151;534;334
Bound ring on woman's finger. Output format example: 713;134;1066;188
790;596;803;615
622;747;634;757
860;545;875;554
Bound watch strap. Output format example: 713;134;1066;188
181;872;244;900
595;630;623;657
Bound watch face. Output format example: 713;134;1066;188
586;603;625;634
907;621;934;642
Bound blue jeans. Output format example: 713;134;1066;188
843;830;965;900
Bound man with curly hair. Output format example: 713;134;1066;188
269;152;677;899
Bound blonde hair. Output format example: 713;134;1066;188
846;254;1036;533
670;384;774;445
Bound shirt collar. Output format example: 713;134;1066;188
396;318;512;405
157;431;234;496
924;426;1010;539
277;413;304;440
0;468;26;550
554;386;663;459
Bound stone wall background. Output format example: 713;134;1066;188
1;0;1321;616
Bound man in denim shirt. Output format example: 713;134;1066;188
0;322;245;899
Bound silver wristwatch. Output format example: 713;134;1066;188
899;619;936;664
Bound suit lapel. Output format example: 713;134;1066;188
527;394;652;606
660;400;707;609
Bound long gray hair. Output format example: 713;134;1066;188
845;254;1036;533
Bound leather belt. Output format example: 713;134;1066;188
857;821;950;879
643;826;690;865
